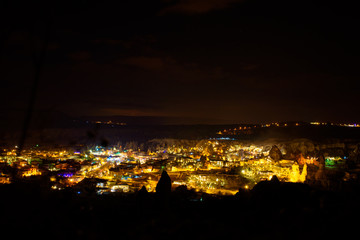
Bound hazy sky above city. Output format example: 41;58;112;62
1;0;360;124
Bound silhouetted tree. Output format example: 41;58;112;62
136;185;150;213
156;170;171;195
270;175;280;183
137;185;148;197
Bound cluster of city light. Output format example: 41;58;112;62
91;120;126;126
310;122;359;127
218;122;302;135
218;121;360;135
1;139;337;194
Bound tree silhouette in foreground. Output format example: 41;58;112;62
156;170;171;195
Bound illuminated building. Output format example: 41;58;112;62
22;168;42;177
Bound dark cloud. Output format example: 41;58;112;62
92;38;124;46
68;51;92;61
121;56;166;71
160;0;244;14
1;0;359;124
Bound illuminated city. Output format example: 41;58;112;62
1;0;360;239
1;133;357;195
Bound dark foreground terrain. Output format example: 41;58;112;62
1;178;360;240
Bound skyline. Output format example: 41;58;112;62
1;0;360;125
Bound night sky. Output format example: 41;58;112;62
1;0;360;125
